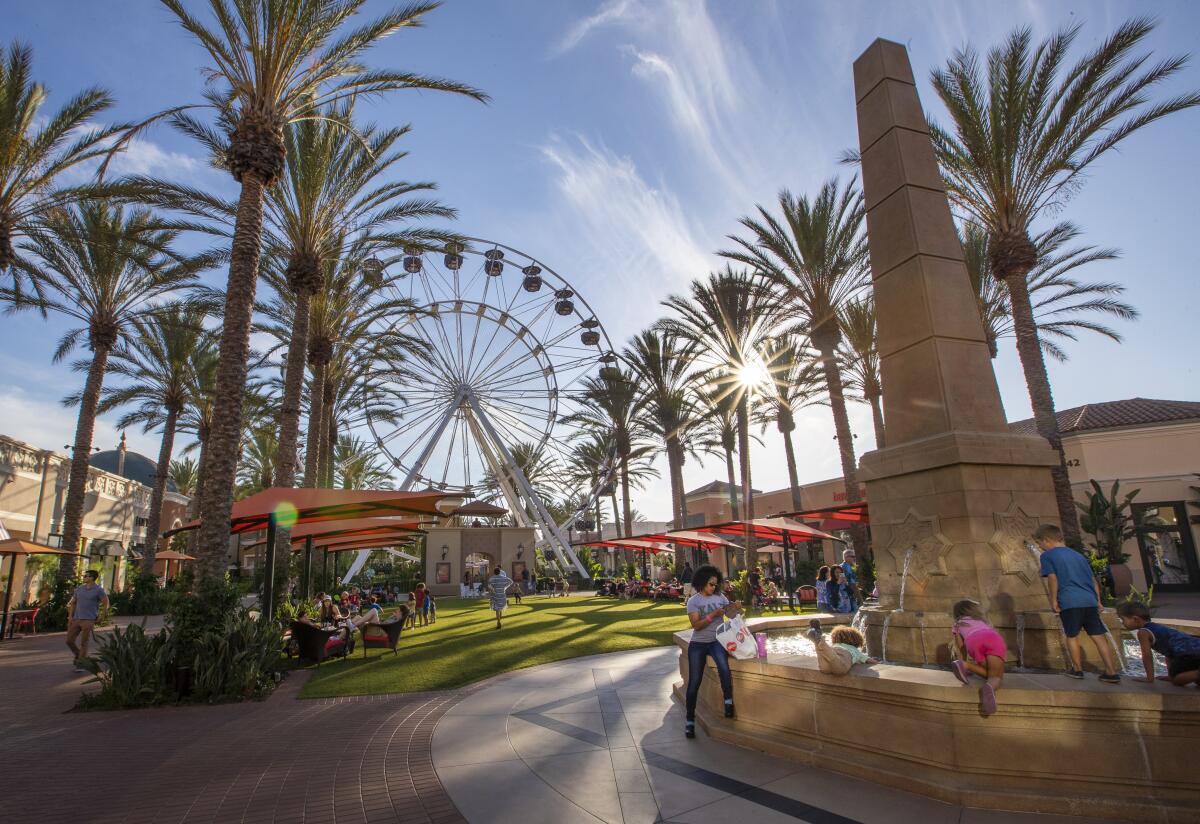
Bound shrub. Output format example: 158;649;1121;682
77;622;173;709
34;578;76;632
189;612;283;703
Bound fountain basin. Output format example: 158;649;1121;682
674;623;1200;822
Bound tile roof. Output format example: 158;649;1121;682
1009;397;1200;436
685;480;762;497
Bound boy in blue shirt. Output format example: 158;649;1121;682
1034;524;1120;682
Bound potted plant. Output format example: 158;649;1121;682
1077;479;1140;597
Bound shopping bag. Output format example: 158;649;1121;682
715;615;757;660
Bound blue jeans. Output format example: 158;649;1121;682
685;640;733;722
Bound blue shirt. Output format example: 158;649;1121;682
1039;546;1098;610
840;561;857;587
72;583;106;620
1144;622;1200;658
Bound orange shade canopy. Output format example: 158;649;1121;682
638;530;740;549
575;538;673;554
780;503;870;528
164;488;454;537
0;539;79;556
153;549;196;562
315;535;420;554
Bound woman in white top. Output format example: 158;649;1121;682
683;565;742;739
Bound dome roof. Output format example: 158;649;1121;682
91;449;178;493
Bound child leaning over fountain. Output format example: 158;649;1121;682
806;620;877;675
950;599;1005;717
1116;601;1200;687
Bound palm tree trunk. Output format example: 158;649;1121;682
781;425;803;512
817;343;860;504
196;176;268;582
620;458;633;538
303;357;326;487
320;380;335;488
186;436;207;555
736;396;753;570
144;405;179;573
724;447;738;518
274;290;311;487
58;344;111;580
1004;271;1082;547
610;492;622;537
868;392;886;449
666;437;684;530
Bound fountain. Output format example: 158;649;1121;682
675;38;1200;822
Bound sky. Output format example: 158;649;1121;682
4;0;1199;522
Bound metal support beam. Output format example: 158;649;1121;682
263;514;277;622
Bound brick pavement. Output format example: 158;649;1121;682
0;628;469;824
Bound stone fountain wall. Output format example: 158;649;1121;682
853;39;1082;668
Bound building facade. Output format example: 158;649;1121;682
0;434;190;602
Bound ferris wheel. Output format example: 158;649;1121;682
354;237;619;577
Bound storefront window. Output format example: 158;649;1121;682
1134;502;1199;591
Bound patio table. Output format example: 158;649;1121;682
5;608;35;639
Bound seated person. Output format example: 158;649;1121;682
318;595;344;625
296;605;351;655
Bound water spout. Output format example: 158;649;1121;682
880;612;893;663
896;546;914;612
1014;612;1027;670
1104;627;1127;674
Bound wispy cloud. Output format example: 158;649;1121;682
540;134;712;308
554;0;642;54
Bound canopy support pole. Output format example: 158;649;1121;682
263;514;277;622
303;536;314;600
1;555;14;641
783;532;795;613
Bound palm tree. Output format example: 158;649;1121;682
838;297;885;449
263;108;454;493
758;337;824;511
236;425;279;498
567;370;651;537
0;43;127;286
929;19;1198;545
722;179;870;515
156;0;487;579
567;433;619;536
2;204;205;578
333;436;393;489
624;329;701;530
90;305;211;571
961;221;1135;362
169;457;199;498
482;441;555;515
693;382;743;520
660;268;780;555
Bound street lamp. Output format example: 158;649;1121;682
440;545;448;560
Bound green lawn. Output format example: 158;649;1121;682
298;596;687;699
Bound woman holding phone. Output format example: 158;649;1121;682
683;565;742;739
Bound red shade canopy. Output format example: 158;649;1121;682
575;538;673;553
780;503;869;527
689;517;841;543
164;488;452;537
241;518;426;549
638;530;740;549
315;535;420;554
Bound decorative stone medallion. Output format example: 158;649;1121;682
883;508;952;585
988;501;1043;585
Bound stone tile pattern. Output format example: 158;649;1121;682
0;627;467;824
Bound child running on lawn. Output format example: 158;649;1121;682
950;599;1006;716
1116;601;1200;687
806;619;877;675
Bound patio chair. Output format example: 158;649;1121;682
12;607;38;634
361;617;403;658
290;621;345;666
796;585;818;611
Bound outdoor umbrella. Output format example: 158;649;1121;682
635;529;740;569
574;537;672;580
152;548;196;582
0;539;79;640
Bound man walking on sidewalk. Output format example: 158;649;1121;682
66;570;108;672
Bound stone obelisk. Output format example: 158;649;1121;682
853;39;1071;668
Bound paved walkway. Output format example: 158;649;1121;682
1;624;1112;824
433;647;1109;824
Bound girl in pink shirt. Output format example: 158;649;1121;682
951;599;1007;717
